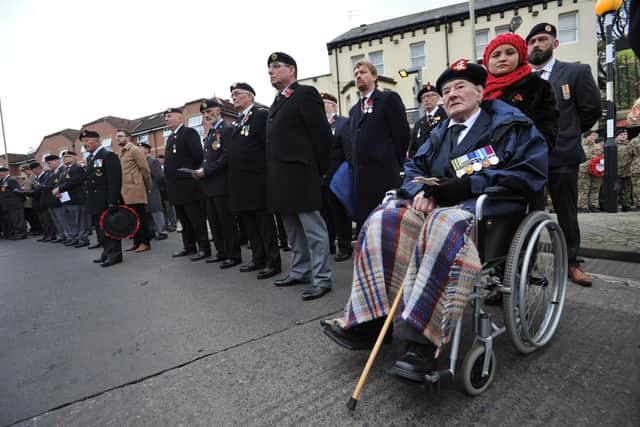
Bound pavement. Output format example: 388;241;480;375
1;227;639;427
576;211;640;262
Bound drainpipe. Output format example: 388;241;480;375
334;47;342;115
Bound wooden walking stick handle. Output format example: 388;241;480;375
346;282;405;411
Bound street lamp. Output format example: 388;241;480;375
398;66;423;117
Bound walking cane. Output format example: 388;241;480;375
346;281;405;411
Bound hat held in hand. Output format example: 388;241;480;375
99;205;140;240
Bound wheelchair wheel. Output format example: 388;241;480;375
503;211;567;354
459;344;496;396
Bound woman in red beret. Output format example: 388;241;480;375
483;33;558;148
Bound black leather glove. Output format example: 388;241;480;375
426;176;472;207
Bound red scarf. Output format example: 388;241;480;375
483;64;532;100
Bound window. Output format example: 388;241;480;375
495;25;510;36
369;50;384;76
475;30;490;61
163;129;172;143
351;54;365;69
410;42;426;68
558;12;578;43
138;134;148;145
188;115;204;138
101;138;112;150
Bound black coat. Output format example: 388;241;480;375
200;120;233;197
146;156;163;213
41;168;63;209
85;148;122;215
164;125;205;205
498;73;558;150
266;82;332;214
31;171;48;210
228;106;269;212
407;105;447;158
57;163;87;205
349;88;410;224
0;175;24;211
547;60;601;169
326;114;352;182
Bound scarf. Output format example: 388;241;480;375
483;63;532;100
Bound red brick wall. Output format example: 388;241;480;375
35;135;77;168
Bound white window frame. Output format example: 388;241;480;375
351;54;365;69
475;29;490;62
138;134;149;144
101;137;112;150
495;25;510;36
369;50;384;76
163;129;172;143
410;42;426;69
188;115;204;138
558;11;578;44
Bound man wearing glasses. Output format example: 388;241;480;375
407;83;448;159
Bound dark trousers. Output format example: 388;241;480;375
548;165;580;265
24;207;42;233
92;213;122;261
274;213;288;245
175;201;210;252
322;185;353;254
127;203;152;246
37;208;56;238
206;195;241;261
240;210;280;269
6;207;26;237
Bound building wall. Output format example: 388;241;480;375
34;135;77;169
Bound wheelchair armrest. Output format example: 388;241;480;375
382;188;412;203
483;186;525;201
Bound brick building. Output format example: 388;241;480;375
0;153;33;176
79;116;137;156
33;129;81;169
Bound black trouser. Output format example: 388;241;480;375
37;208;56;238
548;165;580;265
92;213;122;261
322;185;353;254
24;207;42;233
206;195;241;261
0;210;8;238
6;207;26;237
239;210;280;269
175;201;210;252
127;203;152;246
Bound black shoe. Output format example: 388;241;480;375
172;249;197;258
484;289;503;306
334;252;352;262
37;237;49;242
389;341;437;382
622;205;631;212
257;266;281;280
577;208;589;213
101;257;123;267
274;276;310;287
74;241;90;248
190;250;211;261
165;226;177;232
9;234;28;240
93;257;107;263
155;232;168;240
321;317;392;350
219;259;241;269
65;240;78;247
278;240;289;249
282;245;292;252
205;255;225;263
51;238;65;243
87;242;102;249
301;286;331;301
240;262;266;272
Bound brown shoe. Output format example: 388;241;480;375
125;245;139;252
134;244;150;253
569;266;592;287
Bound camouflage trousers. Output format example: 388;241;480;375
578;169;602;209
619;176;633;208
632;174;640;207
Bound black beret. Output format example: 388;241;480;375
320;92;338;103
164;107;183;115
138;141;151;149
417;83;438;103
0;166;8;172
230;82;256;95
435;59;488;95
615;128;627;137
79;129;100;140
62;150;77;157
268;52;297;68
29;162;41;169
200;98;222;112
44;154;60;162
525;23;557;43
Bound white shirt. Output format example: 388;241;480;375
532;58;556;81
240;104;254;118
211;118;224;130
448;107;482;145
360;89;375;101
425;106;440;117
92;146;105;158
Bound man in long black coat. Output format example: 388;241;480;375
80;130;123;267
349;60;411;229
266;52;333;300
163;107;211;261
407;83;447;159
29;162;56;242
194;98;241;269
41;155;66;242
228;82;281;279
0;166;27;239
527;23;601;287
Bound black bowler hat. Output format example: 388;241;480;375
268;51;297;68
164;107;183;115
435;59;488;95
230;82;256;95
200;98;222;112
29;162;41;169
416;83;438;103
80;129;100;140
100;205;140;240
44;154;60;162
138;141;151;149
526;23;557;43
320;92;338;103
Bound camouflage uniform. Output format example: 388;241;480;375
617;138;632;209
578;138;603;211
630;136;640;207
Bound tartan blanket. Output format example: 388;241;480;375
330;201;481;356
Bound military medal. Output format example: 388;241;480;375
363;97;373;114
561;84;571;100
65;174;70;179
482;159;491;168
241;125;250;136
1;186;5;192
283;88;292;98
95;168;103;176
451;145;500;177
172;146;177;154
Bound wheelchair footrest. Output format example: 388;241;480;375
423;369;454;396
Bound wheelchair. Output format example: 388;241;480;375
384;186;568;396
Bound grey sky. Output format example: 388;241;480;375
0;0;460;153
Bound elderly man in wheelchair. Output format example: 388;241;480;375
321;59;567;395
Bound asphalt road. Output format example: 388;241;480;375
1;235;639;426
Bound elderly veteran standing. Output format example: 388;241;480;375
228;82;281;279
193;98;242;268
53;151;90;247
349;60;411;230
163;107;211;261
116;129;152;252
30;162;56;241
139;142;167;240
407;83;448;159
0;166;27;239
265;52;332;300
321;60;548;381
41;154;66;243
80;129;124;267
527;23;601;287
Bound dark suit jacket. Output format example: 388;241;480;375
200;120;233;198
326;114;352;182
266;82;332;213
228;105;269;212
41;168;63;209
57;163;87;205
407;105;447;158
85;148;122;215
547;60;601;169
146;156;163;212
0;175;24;210
349;88;410;224
31;172;48;210
164;125;204;205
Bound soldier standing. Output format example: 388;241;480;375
615;128;632;211
630;133;640;209
0;166;27;239
577;132;597;212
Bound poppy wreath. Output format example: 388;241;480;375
99;205;141;240
588;155;605;177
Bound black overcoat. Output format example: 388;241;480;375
326;114;352;183
0;176;24;210
164;125;204;205
41;168;63;209
57;163;87;205
407;105;447;158
200;120;233;198
85;148;122;215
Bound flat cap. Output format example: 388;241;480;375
230;82;256;95
435;59;487;95
200;98;222;112
268;52;297;68
525;23;557;43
